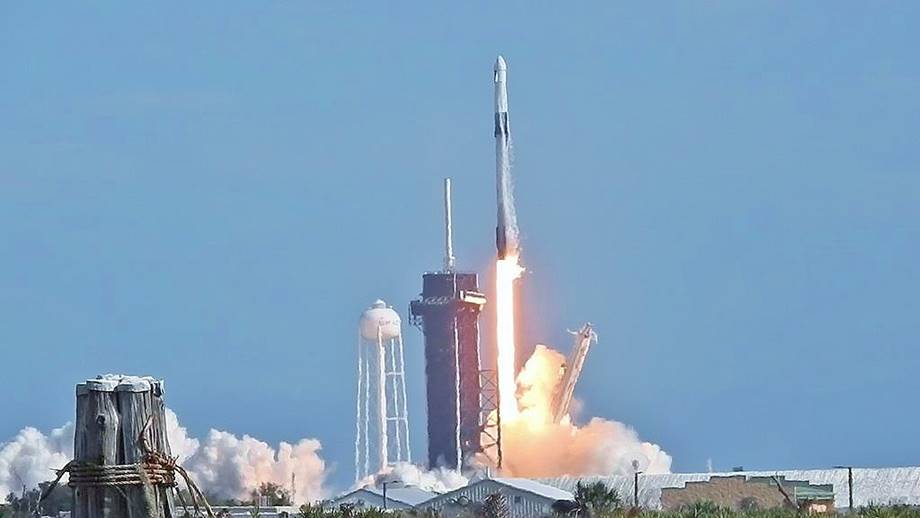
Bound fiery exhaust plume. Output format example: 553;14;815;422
495;255;524;419
488;254;672;478
497;346;672;477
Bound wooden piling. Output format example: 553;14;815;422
73;375;178;518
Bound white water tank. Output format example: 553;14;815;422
360;299;401;341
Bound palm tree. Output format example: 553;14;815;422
573;481;621;516
551;499;581;516
677;501;732;518
480;493;510;518
298;502;328;518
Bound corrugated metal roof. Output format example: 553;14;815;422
793;485;835;501
376;486;440;506
331;486;437;507
541;467;920;509
423;477;575;511
491;478;574;501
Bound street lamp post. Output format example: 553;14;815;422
634;472;640;508
632;460;642;508
834;466;854;510
379;478;401;511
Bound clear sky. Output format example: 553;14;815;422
2;2;918;491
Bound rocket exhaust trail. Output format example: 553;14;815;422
496;256;522;420
493;55;522;420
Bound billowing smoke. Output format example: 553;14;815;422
0;423;73;498
175;424;327;503
357;462;467;494
493;345;672;478
0;410;328;504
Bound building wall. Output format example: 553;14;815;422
661;476;789;511
424;480;555;518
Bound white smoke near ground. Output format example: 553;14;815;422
354;462;467;494
490;345;672;478
163;408;200;462
179;428;327;504
0;410;328;504
0;423;73;498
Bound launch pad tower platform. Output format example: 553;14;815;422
410;271;486;470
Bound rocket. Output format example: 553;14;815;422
494;55;519;259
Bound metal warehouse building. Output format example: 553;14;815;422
328;486;437;511
421;478;574;518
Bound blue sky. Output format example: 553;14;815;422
1;2;918;490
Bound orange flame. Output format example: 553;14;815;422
495;255;524;419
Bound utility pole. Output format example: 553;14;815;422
632;460;642;508
382;481;389;510
848;466;854;510
835;465;854;510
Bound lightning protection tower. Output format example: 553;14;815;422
355;299;411;482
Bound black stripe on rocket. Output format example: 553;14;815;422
494;112;510;138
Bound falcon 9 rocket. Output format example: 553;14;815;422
494;56;519;260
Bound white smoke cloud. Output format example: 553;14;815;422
0;423;73;498
492;345;672;478
164;408;200;462
0;410;328;504
182;428;326;504
357;462;467;494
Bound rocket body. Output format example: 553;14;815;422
494;56;518;259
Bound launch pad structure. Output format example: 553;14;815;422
410;179;497;470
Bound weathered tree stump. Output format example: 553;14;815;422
73;375;177;518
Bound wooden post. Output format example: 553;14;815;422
73;375;178;518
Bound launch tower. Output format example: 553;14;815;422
410;179;487;470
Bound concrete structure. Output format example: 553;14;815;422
543;467;920;510
422;478;573;518
660;475;834;512
328;486;436;511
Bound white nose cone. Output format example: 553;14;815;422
494;55;508;113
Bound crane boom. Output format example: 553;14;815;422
552;323;597;423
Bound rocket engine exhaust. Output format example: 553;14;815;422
493;55;524;421
484;56;672;479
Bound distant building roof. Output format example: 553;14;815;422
422;478;574;518
793;485;836;502
329;485;437;508
181;506;296;517
365;486;439;506
490;478;574;501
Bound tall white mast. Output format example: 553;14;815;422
444;178;456;272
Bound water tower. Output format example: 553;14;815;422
355;299;411;482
